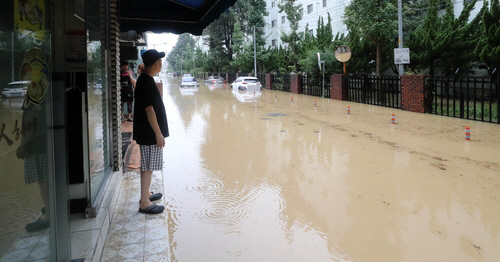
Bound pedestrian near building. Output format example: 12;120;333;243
133;50;168;214
120;61;136;122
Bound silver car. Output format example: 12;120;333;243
205;76;225;84
180;77;199;88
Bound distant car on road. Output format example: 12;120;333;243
1;81;29;98
231;77;261;91
205;76;225;84
94;80;102;89
182;74;192;77
180;77;199;88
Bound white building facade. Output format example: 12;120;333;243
264;0;485;49
264;0;351;48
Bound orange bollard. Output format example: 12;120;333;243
291;96;294;102
391;114;395;124
347;106;350;114
465;126;470;140
314;100;317;107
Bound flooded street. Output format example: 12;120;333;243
160;75;500;261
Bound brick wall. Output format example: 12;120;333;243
290;74;302;94
330;74;347;100
401;75;428;113
266;74;273;90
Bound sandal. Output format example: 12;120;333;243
139;192;162;203
25;218;50;232
138;203;165;214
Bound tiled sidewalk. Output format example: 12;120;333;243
99;171;169;262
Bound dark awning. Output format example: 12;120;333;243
119;0;238;35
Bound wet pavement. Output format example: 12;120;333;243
103;74;500;261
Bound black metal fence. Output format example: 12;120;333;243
347;75;401;108
428;76;499;123
257;73;266;88
273;74;291;92
302;75;330;97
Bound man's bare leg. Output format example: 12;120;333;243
39;181;49;221
140;170;153;209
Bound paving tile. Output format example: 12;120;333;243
143;238;168;257
144;254;169;262
144;228;167;241
122;255;144;262
122;220;145;233
0;248;31;262
70;229;100;260
121;229;145;245
27;244;50;260
103;233;121;248
115;243;144;260
100;246;119;261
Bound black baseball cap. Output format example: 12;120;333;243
142;49;165;67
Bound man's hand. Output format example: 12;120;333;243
156;133;165;148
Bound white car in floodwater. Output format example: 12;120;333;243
231;77;261;91
231;88;261;102
180;77;199;88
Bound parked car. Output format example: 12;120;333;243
94;80;102;89
180;77;199;87
205;76;225;84
1;81;29;98
182;73;192;77
231;77;261;91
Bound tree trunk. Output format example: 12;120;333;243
376;43;381;76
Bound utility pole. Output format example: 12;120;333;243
398;0;404;76
253;26;257;76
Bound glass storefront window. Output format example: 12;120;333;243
86;0;112;201
0;0;56;260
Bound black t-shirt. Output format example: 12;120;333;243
133;74;169;145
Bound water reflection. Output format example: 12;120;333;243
161;76;500;261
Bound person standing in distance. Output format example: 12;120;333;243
120;61;136;122
133;50;168;214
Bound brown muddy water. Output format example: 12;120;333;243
158;75;500;262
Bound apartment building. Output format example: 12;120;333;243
265;0;350;48
264;0;485;49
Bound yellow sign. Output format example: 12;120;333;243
14;0;45;40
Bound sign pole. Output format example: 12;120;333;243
398;0;404;76
343;62;346;74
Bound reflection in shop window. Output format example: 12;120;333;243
0;0;54;260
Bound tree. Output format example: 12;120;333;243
315;13;333;52
344;0;398;76
166;33;195;72
477;0;500;76
409;0;483;76
278;0;303;72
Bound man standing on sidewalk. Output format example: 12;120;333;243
133;49;168;214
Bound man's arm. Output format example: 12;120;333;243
129;70;137;88
145;105;165;148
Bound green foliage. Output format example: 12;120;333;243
345;0;398;75
477;0;500;76
166;33;196;72
409;0;482;76
299;49;340;77
278;0;303;72
315;13;333;52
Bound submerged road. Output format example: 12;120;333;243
139;74;500;261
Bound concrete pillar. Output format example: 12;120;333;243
330;74;348;101
290;74;302;94
401;75;430;113
266;73;273;90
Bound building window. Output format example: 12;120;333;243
307;4;313;14
272;20;277;27
271;1;275;7
281;16;285;24
308;29;313;36
272;39;277;46
323;0;327;7
299;8;303;18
